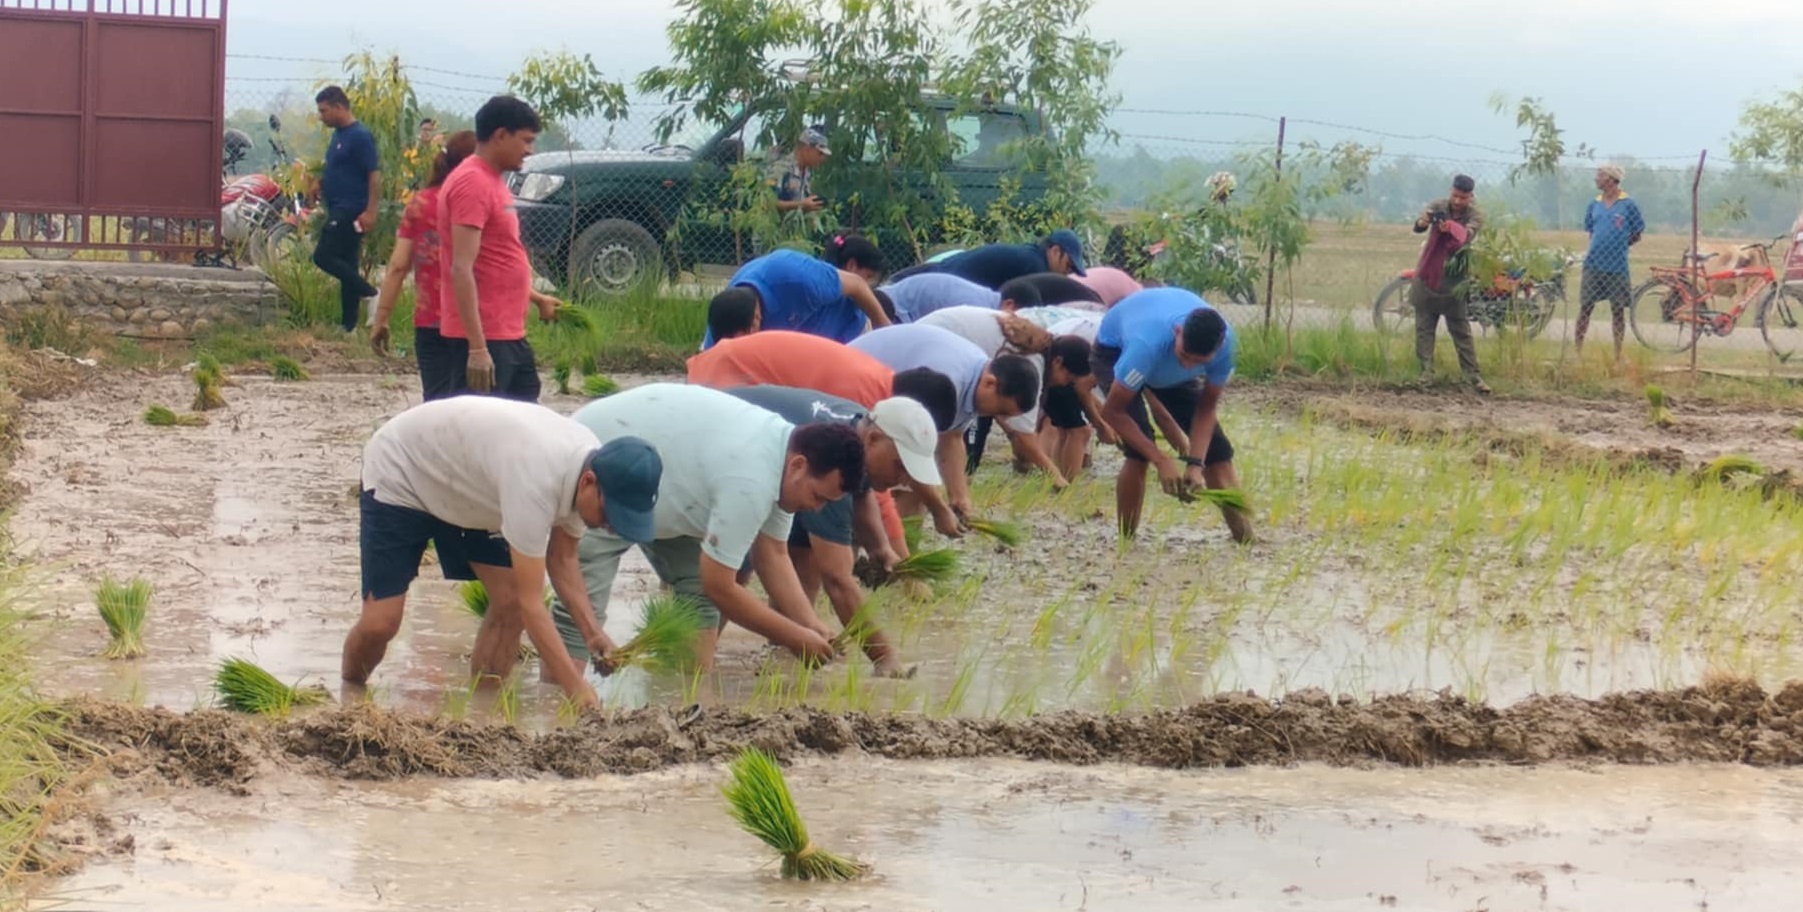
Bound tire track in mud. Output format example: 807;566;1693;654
61;679;1803;790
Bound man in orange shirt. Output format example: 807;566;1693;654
688;331;964;544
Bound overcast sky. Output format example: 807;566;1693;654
227;0;1803;169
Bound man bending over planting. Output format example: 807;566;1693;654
1095;287;1254;544
345;397;663;708
724;386;942;676
553;383;865;670
849;323;1040;530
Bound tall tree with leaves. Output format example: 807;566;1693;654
637;0;810;144
1490;93;1591;227
1731;86;1803;176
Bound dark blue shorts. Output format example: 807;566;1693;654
415;326;460;402
1092;344;1234;466
359;489;512;600
790;494;855;549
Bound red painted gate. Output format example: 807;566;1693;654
0;0;227;254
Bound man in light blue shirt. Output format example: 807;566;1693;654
1093;287;1252;544
878;273;1042;322
850;323;1040;528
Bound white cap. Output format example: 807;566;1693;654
869;396;942;487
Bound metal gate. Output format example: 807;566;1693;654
0;0;228;255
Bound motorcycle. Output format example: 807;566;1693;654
1372;253;1576;338
133;114;308;269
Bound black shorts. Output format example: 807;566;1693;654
359;490;511;601
1092;344;1234;466
414;326;460;402
439;336;542;403
1043;384;1088;429
1579;270;1634;313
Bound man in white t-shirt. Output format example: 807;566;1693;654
918;305;1094;484
346;396;664;708
555;383;866;670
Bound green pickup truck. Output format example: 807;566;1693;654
507;95;1047;294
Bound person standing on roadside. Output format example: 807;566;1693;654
311;86;382;332
1411;174;1489;395
439;95;559;402
370;131;475;399
1576;163;1645;362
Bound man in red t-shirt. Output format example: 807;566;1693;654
438;95;551;401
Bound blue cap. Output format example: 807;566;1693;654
589;436;661;544
1046;228;1087;276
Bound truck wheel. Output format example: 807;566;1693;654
569;219;663;296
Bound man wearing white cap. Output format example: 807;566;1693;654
1577;163;1645;362
724;386;941;676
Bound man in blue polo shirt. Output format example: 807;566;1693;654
1577;163;1646;362
1094;287;1253;544
701;248;891;349
902;228;1088;290
311;85;382;332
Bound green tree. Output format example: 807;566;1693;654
330;51;423;273
1731;86;1803;174
507;49;630;126
1490;93;1591;227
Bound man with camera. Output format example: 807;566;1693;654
1411;174;1489;395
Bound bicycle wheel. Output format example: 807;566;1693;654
1757;283;1803;364
1629;278;1699;352
18;213;76;260
1372;277;1412;334
1524;284;1558;339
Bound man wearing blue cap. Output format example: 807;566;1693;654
894;229;1088;290
554;383;866;671
344;396;664;708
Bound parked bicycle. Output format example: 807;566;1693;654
1372;253;1576;338
1629;236;1803;360
0;211;76;260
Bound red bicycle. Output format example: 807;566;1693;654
1629;236;1803;359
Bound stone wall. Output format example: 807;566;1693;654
0;260;281;340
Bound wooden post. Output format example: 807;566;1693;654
1689;150;1706;383
1262;116;1286;330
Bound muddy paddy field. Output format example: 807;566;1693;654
13;366;1803;910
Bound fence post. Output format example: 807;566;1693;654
1263;116;1285;330
1689;149;1706;383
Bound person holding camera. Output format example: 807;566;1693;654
1411;174;1489;395
768;126;830;217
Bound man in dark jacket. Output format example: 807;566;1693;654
1411;174;1489;395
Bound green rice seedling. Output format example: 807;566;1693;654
889;548;957;584
965;518;1024;547
196;352;225;380
143;404;205;427
214;657;328;716
496;673;520;726
192;365;226;411
555;303;598;333
270;355;310;382
95;576;151;659
457;580;489;618
1702;454;1764;484
551;357;574;395
721;748;869;881
604;594;707;674
583;373;620;398
901;515;924;553
1177;486;1249;513
1645;384;1675;429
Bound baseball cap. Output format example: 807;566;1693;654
869;397;941;487
588;436;662;544
1046;228;1087;276
801;127;831;156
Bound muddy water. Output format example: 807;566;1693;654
58;760;1803;911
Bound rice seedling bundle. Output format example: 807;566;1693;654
1177;486;1250;513
604;594;707;674
555;304;598;333
457;580;490;618
552;358;574;395
95;576;151;659
583;374;620;398
214;657;328;716
144;404;205;427
1645;385;1675;429
270;355;310;382
965;518;1024;547
1702;454;1764;483
889;548;957;583
721;748;868;881
192;365;226;411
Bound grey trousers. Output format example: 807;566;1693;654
1410;279;1482;378
548;532;720;663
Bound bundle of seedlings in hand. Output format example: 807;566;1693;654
721;748;869;881
214;657;328;716
888;548;958;583
1645;384;1675;429
270;355;310;382
583;374;620;398
965;518;1025;547
192;364;227;411
601;594;707;674
555;303;598;333
144;404;205;427
95;576;151;659
1176;485;1250;513
552;357;574;395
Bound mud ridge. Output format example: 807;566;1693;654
61;680;1803;788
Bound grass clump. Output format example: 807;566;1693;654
722;748;869;881
583;373;620;398
1646;385;1676;429
214;657;328;716
602;594;707;674
966;518;1025;547
270;355;310;382
143;404;205;427
95;576;151;659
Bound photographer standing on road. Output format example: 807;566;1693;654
769;126;831;227
1411;174;1489;395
